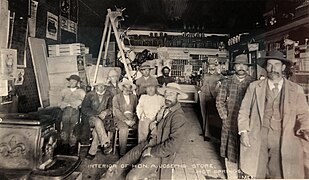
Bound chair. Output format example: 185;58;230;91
113;127;138;155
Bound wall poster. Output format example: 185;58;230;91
46;12;58;41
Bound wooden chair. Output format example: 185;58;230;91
113;127;138;154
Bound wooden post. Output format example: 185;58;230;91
103;23;112;66
93;12;110;85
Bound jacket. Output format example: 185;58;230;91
238;78;309;178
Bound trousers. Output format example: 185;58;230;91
88;116;110;155
256;127;283;179
61;107;79;146
198;92;214;137
106;141;161;180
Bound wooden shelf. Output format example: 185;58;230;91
295;71;309;75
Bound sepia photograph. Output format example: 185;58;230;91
0;0;309;179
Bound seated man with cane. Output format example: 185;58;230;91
100;83;188;180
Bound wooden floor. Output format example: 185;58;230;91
77;106;226;180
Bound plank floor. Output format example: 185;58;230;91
77;105;226;180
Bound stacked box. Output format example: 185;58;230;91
48;43;86;57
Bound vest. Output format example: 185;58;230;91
263;84;283;130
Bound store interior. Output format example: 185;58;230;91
0;0;308;179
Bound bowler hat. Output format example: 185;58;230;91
158;83;188;99
232;54;252;66
66;74;81;82
257;51;293;67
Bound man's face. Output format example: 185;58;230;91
163;68;170;76
141;69;150;77
146;86;156;96
109;75;118;84
122;84;132;95
208;64;216;74
69;79;78;88
96;84;107;93
266;59;285;80
235;63;249;76
164;90;178;107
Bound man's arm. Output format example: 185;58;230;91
70;90;86;109
216;80;228;120
150;114;187;158
295;86;309;140
81;93;99;117
238;83;255;133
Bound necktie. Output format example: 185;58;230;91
273;83;279;97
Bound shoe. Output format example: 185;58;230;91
86;153;95;160
103;144;113;155
204;136;211;141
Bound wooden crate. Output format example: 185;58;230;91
48;43;85;57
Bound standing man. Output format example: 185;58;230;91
107;69;121;96
135;62;158;96
238;51;309;178
216;54;255;179
113;78;138;156
198;60;224;141
58;74;85;154
157;66;175;87
81;79;113;160
101;83;188;180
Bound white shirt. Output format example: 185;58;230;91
268;78;284;92
136;94;165;121
70;87;77;92
123;94;130;105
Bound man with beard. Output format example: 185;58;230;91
107;69;121;96
216;54;255;179
100;83;188;180
157;66;175;87
238;51;309;178
198;60;224;141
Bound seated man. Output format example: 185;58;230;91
113;78;138;156
156;66;175;87
58;75;85;154
101;83;188;180
81;79;113;160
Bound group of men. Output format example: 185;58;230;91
199;50;309;179
57;62;187;179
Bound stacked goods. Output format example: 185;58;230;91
48;43;87;57
300;51;309;71
47;56;87;106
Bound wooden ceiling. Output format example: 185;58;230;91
79;0;303;33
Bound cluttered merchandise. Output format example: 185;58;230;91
0;0;309;179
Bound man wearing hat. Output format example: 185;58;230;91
216;54;255;179
238;51;309;178
136;78;165;143
101;83;188;180
198;59;224;141
112;78;138;156
58;74;85;154
156;66;175;87
81;78;113;160
135;62;159;96
107;68;121;96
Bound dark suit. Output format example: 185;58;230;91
103;103;188;180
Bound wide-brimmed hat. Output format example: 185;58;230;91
139;62;155;70
119;78;136;91
158;83;188;99
66;74;81;82
232;54;252;66
144;78;159;88
257;51;293;67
